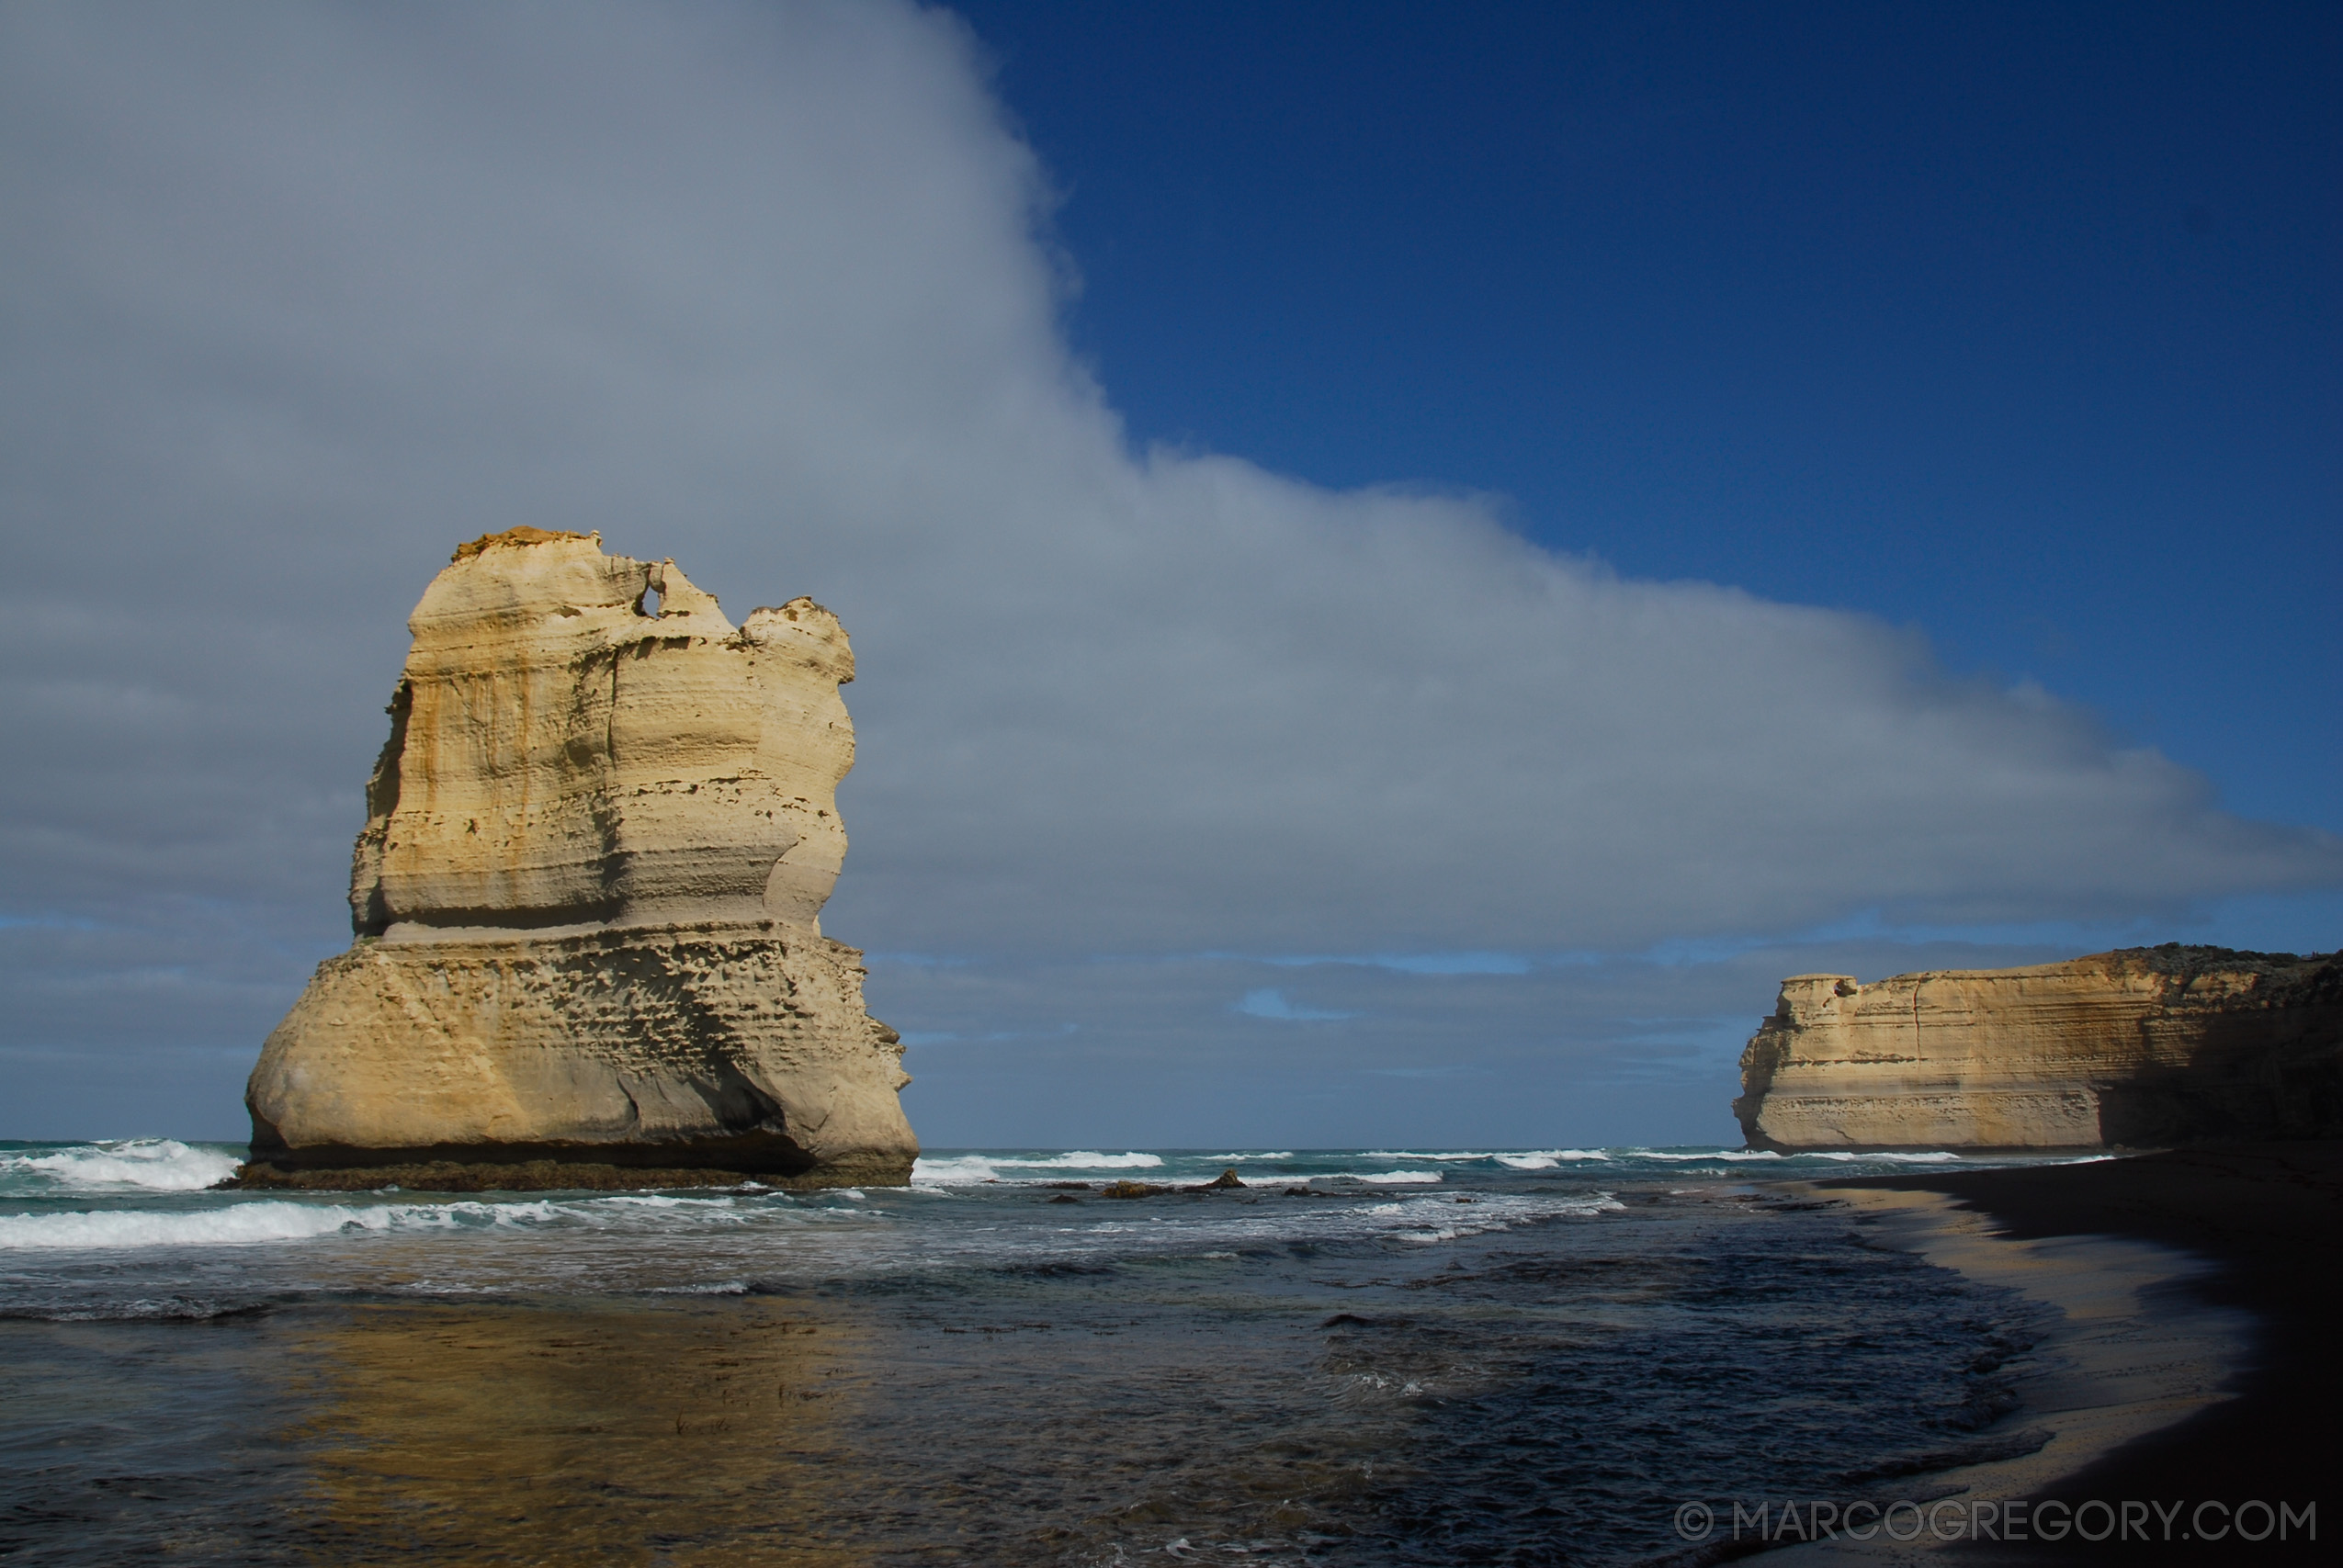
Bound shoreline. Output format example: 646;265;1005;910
1783;1143;2340;1562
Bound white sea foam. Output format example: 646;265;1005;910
912;1151;1165;1184
1203;1153;1292;1162
0;1198;562;1251
911;1156;1004;1184
590;1194;752;1222
1385;1189;1621;1244
3;1139;242;1192
1805;1151;1964;1164
1493;1149;1611;1169
1636;1149;1785;1161
1362;1150;1500;1162
0;1202;373;1250
1010;1151;1164;1169
1346;1170;1443;1184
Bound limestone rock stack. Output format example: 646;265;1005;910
240;528;917;1189
1734;946;2342;1151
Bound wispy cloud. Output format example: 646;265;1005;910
1235;989;1353;1021
1262;952;1534;976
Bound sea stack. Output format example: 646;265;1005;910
1733;946;2342;1151
238;527;916;1190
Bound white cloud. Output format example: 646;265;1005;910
0;1;2335;1135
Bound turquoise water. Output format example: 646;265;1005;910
0;1141;2088;1564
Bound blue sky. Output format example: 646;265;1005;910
959;0;2339;829
0;2;2335;1147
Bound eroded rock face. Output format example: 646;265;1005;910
242;528;916;1188
1734;946;2343;1150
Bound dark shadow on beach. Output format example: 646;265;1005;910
1821;1142;2342;1563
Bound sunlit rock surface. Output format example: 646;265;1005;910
241;528;915;1189
1734;946;2343;1150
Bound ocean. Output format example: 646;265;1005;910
0;1141;2100;1565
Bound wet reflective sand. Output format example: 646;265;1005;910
287;1301;870;1566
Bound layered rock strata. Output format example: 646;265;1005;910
240;527;916;1189
1735;946;2343;1151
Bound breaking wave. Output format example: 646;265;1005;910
0;1192;833;1252
1636;1149;1786;1162
1493;1150;1612;1168
1;1139;242;1192
1804;1151;1965;1164
0;1199;563;1251
912;1151;1165;1184
1363;1151;1504;1162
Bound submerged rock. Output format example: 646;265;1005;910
238;528;917;1190
1099;1180;1160;1199
1734;945;2342;1150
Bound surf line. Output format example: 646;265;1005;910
1777;1174;2248;1530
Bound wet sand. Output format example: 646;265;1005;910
1801;1143;2342;1564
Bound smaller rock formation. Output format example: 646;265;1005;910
239;528;916;1189
1735;946;2343;1151
1100;1181;1160;1200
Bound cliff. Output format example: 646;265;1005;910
1734;946;2343;1151
239;528;916;1189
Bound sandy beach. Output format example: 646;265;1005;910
1795;1143;2341;1564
